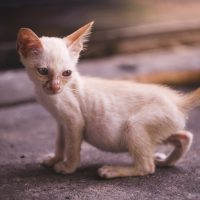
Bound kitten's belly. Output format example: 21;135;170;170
84;116;128;153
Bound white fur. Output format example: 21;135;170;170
18;24;194;178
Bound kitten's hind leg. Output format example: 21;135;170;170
98;121;155;178
155;130;193;167
42;125;65;167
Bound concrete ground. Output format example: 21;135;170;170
1;48;200;200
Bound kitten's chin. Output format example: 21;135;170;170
44;89;63;95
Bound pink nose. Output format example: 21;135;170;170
51;79;61;92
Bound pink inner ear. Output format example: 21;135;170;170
17;30;43;58
23;40;42;57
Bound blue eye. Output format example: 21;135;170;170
37;68;48;75
62;70;72;77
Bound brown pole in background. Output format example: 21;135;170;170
122;70;200;86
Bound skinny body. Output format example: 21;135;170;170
17;22;195;178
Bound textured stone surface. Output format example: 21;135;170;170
0;102;200;200
1;49;200;199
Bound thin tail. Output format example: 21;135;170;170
155;131;193;167
180;88;200;112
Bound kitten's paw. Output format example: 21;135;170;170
41;155;61;168
98;164;155;178
54;161;76;174
98;166;119;179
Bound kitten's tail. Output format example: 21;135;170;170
155;131;193;167
179;88;200;112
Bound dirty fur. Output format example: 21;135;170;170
17;22;198;178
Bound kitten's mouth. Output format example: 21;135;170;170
45;88;63;95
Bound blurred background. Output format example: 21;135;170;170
1;0;200;71
1;0;200;104
1;2;200;199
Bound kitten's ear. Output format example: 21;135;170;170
64;21;94;58
16;28;43;58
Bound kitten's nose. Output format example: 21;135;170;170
51;79;61;92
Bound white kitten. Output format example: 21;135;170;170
17;22;199;178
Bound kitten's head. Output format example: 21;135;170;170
17;22;94;95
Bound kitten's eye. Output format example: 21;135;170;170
37;68;48;75
62;70;72;77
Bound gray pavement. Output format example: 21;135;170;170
1;49;200;200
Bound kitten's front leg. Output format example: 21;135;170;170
54;124;83;174
42;125;65;167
